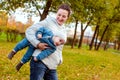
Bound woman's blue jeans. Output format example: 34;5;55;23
30;58;58;80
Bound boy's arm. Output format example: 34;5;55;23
36;28;43;39
35;48;56;61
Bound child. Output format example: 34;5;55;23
7;27;65;71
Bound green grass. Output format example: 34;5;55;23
0;42;120;80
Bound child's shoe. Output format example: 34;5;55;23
16;62;23;71
7;51;16;60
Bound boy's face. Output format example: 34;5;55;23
53;36;65;46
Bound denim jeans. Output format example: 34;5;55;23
30;58;58;80
14;38;30;52
21;44;35;63
14;38;35;63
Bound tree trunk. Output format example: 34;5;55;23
114;40;117;50
117;42;120;50
96;25;109;50
89;24;99;50
71;20;78;48
78;18;92;48
40;0;52;21
6;31;9;41
78;23;84;48
103;40;109;51
94;29;99;50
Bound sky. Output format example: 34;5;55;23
14;8;40;24
14;8;56;24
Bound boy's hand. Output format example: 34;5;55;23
37;34;42;39
34;57;38;61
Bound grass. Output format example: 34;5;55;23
59;46;120;80
0;42;120;80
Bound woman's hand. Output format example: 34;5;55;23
37;43;48;50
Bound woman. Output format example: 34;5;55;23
25;3;71;80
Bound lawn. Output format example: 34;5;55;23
0;41;120;80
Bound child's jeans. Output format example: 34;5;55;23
14;38;35;63
14;38;30;52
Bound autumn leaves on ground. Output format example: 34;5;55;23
0;41;120;80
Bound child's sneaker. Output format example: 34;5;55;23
7;51;16;60
16;62;23;71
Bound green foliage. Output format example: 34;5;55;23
0;32;24;42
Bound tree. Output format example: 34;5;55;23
64;0;91;48
0;0;63;21
95;0;120;50
0;11;8;34
88;0;120;50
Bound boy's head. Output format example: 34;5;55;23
53;36;65;46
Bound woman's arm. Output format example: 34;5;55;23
25;20;47;48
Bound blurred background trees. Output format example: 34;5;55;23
0;0;120;51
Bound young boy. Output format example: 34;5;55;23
7;27;65;71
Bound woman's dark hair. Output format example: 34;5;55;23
58;4;71;17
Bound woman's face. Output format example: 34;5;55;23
56;9;69;25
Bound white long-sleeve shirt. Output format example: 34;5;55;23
25;16;67;69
